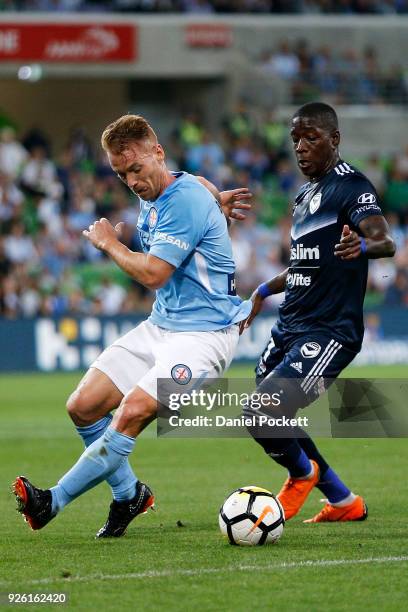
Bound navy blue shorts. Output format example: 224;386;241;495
255;328;357;414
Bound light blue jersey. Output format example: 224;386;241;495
137;172;251;331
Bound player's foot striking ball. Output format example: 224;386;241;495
12;476;55;530
304;495;368;523
96;481;155;538
277;459;320;520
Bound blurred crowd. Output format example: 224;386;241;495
1;105;408;319
1;0;408;13
258;40;408;105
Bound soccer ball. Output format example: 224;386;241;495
219;486;285;546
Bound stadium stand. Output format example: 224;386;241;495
257;40;408;105
2;0;408;14
0;109;407;318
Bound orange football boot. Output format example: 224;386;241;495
303;495;368;523
277;459;320;520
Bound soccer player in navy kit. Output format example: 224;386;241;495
241;102;395;523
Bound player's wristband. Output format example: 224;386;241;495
360;238;367;255
257;282;272;299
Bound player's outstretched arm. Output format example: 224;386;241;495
196;176;252;222
83;218;175;290
239;268;289;335
334;217;396;261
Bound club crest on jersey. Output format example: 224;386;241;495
171;364;192;385
148;207;158;229
300;342;321;359
309;192;322;214
357;193;376;204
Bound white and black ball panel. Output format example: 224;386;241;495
265;522;284;544
250;495;285;529
219;486;285;546
219;511;244;545
219;488;252;521
230;519;264;546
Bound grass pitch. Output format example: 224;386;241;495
1;365;407;611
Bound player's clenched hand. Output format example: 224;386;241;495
239;290;264;335
220;187;252;221
83;218;123;251
334;224;362;260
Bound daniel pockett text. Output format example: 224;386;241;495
166;390;309;429
158;378;408;438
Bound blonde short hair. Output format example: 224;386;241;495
101;114;157;154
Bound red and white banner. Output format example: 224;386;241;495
0;24;136;62
185;24;233;48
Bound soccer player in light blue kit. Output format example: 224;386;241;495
13;114;252;537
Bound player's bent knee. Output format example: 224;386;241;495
66;389;98;425
66;391;81;419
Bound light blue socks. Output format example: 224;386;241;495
75;415;138;502
50;427;136;513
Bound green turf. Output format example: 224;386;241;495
1;366;407;611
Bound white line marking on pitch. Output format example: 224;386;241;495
3;555;408;587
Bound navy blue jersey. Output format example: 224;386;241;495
276;160;383;351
